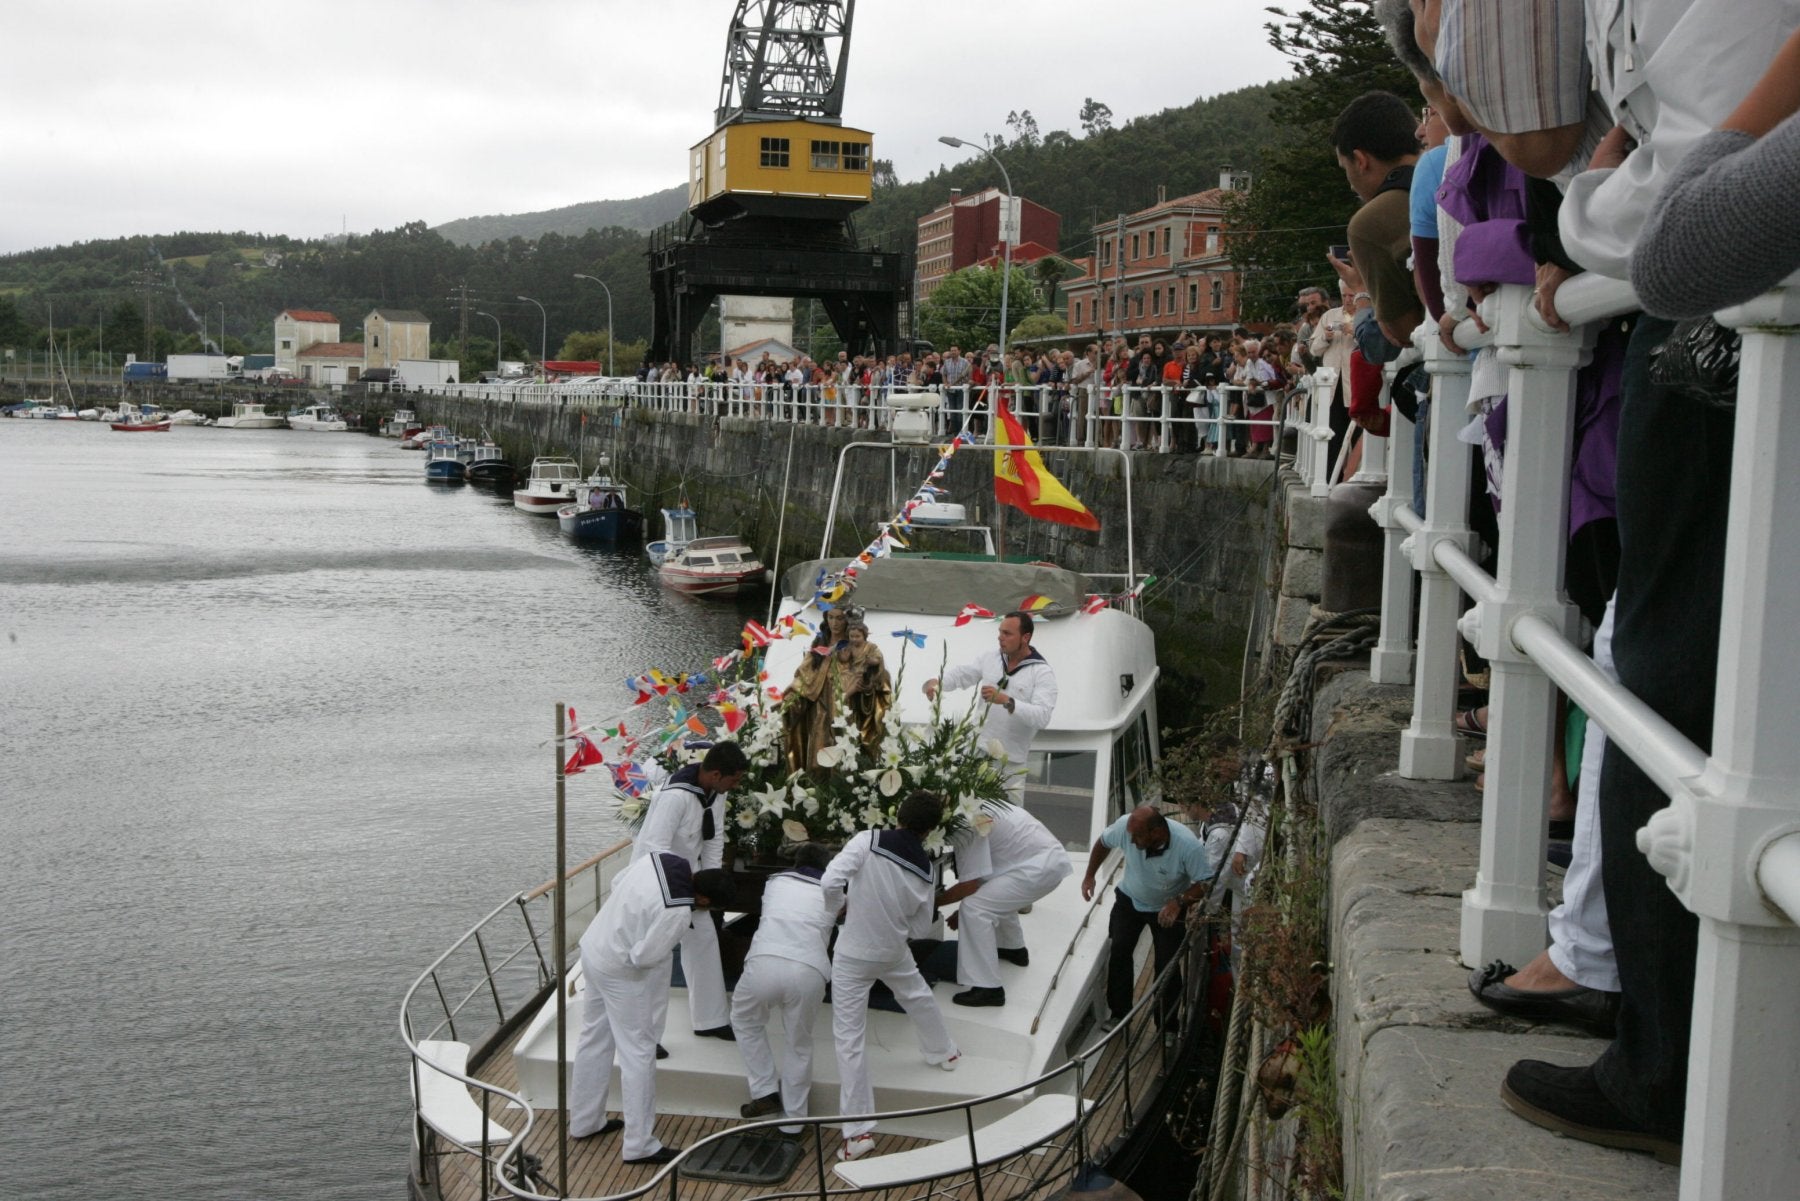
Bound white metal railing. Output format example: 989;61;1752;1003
1370;272;1800;1199
425;377;1285;454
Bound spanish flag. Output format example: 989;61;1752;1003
993;398;1100;530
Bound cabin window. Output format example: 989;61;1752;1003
1108;711;1154;817
810;140;841;170
714;552;740;564
842;142;869;171
760;137;790;168
687;555;715;566
1022;750;1100;850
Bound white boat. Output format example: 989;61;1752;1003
511;455;584;516
77;408;100;421
168;409;208;426
383;409;419;438
401;442;1195;1201
288;404;349;432
645;505;697;566
658;535;766;597
216;402;285;429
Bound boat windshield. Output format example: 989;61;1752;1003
686;555;714;567
1021;749;1102;849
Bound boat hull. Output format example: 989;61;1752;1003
111;421;172;432
557;505;645;544
217;416;285;429
425;460;467;484
466;461;515;487
513;489;574;516
658;565;764;596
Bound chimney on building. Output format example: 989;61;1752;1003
949;188;962;201
1156;184;1167;205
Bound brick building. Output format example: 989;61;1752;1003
1062;170;1251;343
914;187;1061;302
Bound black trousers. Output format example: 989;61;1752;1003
1105;888;1183;1027
1592;315;1733;1139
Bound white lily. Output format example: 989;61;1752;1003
984;737;1009;761
750;780;790;816
877;766;905;797
838;811;857;833
923;828;946;854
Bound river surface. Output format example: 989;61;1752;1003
0;419;759;1200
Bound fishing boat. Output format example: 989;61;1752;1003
424;439;468;484
402;424;451;450
645;505;697;566
288;404;349;432
110;402;172;432
400;440;1203;1201
466;440;515;488
512;456;584;516
384;409;420;439
555;457;644;544
216;402;285;429
658;535;766;597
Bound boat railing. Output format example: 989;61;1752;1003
482;907;1212;1201
1366;271;1800;1201
400;840;636;1200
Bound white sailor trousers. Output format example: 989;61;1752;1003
569;947;671;1160
831;950;959;1138
681;911;729;1031
956;851;1069;988
730;956;827;1126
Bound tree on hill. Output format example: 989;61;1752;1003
1226;0;1414;322
1079;98;1114;136
919;265;1045;354
1010;312;1069;345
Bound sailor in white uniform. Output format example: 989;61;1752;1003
569;853;738;1165
942;800;1072;1006
730;843;837;1134
821;791;962;1162
924;610;1058;797
629;741;749;1038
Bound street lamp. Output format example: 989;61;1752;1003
517;294;547;365
475;311;502;374
572;273;615;376
939;135;1014;357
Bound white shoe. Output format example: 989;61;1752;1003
838;1134;876;1162
932;1050;962;1072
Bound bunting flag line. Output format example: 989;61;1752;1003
563;708;605;775
742;619;776;651
1124;574;1157;601
1081;594;1109;615
993;396;1101;531
890;628;927;648
1018;594;1055;613
954;603;995;626
713;649;741;672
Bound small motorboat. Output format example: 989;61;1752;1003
400;424;449;450
555;456;644;544
288;404;349;431
511;456;584;516
110;402;172;432
465;441;514;488
217;402;285;429
424;439;467;484
645;505;697;566
383;409;420;439
658;535;766;597
168;409;208;426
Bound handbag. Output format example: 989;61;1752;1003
1648;315;1740;408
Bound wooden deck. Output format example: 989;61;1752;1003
423;960;1186;1201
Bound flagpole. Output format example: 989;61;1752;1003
554;702;569;1198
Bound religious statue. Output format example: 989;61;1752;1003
782;607;893;777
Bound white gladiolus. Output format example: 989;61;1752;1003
985;737;1008;761
923;828;946;854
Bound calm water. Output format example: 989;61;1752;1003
0;419;756;1200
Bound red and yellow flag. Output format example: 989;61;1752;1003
993;398;1100;531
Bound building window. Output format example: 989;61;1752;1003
1130;233;1140;260
280;338;292;350
1107;293;1116;320
1206;227;1220;255
717;141;726;169
842;142;869;171
1134;293;1145;317
1102;241;1112;267
1167;286;1176;314
1075;299;1084;326
810;140;841;170
1163;228;1172;255
373;334;381;348
1211;279;1224;310
1151;289;1161;316
1189;282;1200;312
760;137;790;168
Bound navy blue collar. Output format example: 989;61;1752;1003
1000;646;1047;679
773;866;824;884
651;852;696;908
873;829;934;881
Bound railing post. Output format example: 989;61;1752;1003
1458;282;1585;969
1644;281;1800;1201
1401;338;1474;778
1368;392;1416;685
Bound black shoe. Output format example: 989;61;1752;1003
997;946;1030;967
576;1118;624;1138
624;1145;681;1165
1501;1060;1680;1163
953;986;1006;1007
696;1025;737;1041
1468;961;1618;1037
655;1043;669;1060
740;1093;783;1119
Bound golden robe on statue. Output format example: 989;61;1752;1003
782;634;892;777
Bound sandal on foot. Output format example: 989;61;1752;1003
1456;706;1489;738
1466;747;1486;774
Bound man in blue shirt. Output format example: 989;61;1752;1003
1081;805;1216;1030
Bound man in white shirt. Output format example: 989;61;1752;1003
731;844;837;1135
569;853;738;1165
923;611;1059;798
940;801;1072;1007
630;742;750;1039
822;792;962;1162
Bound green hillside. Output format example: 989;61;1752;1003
432;185;690;245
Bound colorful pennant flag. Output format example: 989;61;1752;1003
954;603;995;626
1081;594;1109;615
742;619;776;651
891;628;927;648
1019;594;1055;613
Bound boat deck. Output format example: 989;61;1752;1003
426;954;1185;1201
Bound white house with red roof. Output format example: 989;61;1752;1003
274;310;340;376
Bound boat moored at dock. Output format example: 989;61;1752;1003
511;456;584;516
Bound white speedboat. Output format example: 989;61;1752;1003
383;409;419;438
168;409;208;426
401;441;1197;1201
511;455;584;516
288;404;349;431
216;402;285;429
645;504;697;566
658;535;765;597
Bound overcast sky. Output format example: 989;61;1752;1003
4;1;1292;256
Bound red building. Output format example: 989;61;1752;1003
914;187;1061;302
1062;170;1250;342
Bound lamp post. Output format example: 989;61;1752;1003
571;273;615;376
939;135;1013;357
476;311;502;375
518;294;547;366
